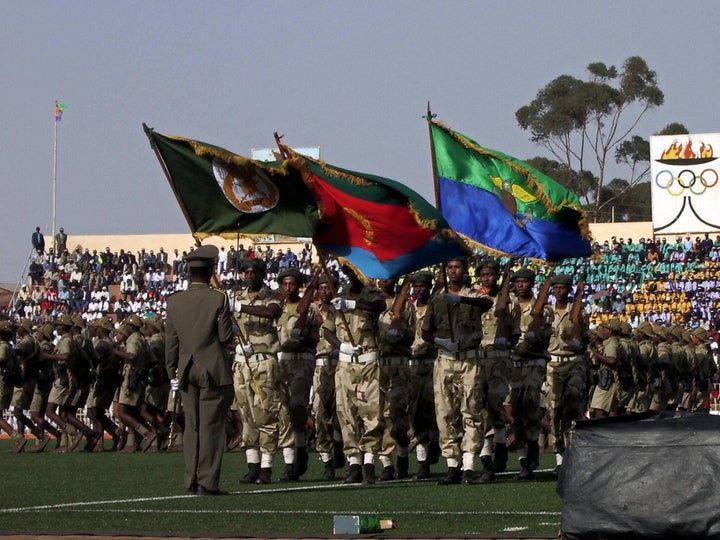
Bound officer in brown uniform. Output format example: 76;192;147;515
165;244;235;495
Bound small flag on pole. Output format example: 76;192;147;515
55;101;67;122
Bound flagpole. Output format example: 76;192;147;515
52;105;58;250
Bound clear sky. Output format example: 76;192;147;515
2;1;718;283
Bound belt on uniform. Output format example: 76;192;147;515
513;358;547;368
479;349;511;359
233;352;275;364
550;354;581;363
338;351;379;364
380;356;407;367
408;357;435;368
315;356;338;368
438;348;477;361
277;351;314;362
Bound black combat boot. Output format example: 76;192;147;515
479;456;495;483
362;463;376;485
343;464;363;484
493;443;508;473
256;467;272;484
279;463;298;482
322;459;335;480
437;466;461;485
527;440;540;470
396;455;409;479
379;465;395;482
239;463;260;484
461;469;475;485
516;458;533;480
413;461;431;480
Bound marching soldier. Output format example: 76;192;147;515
28;323;61;452
690;326;715;411
11;319;47;451
0;320;27;452
628;322;656;413
589;318;627;418
144;317;171;451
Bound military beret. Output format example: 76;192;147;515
550;274;573;286
511;268;536;282
242;258;267;274
39;323;55;340
71;315;85;329
602;318;623;333
125;314;143;328
478;258;500;272
318;274;338;288
636;321;655;338
276;267;304;284
691;326;709;343
116;324;132;338
411;271;434;285
57;314;74;327
185;244;219;268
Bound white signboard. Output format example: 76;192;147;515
650;133;720;235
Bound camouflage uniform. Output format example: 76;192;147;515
649;328;673;412
117;328;150;408
629;322;657;413
691;327;715;411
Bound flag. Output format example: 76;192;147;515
55;101;67;122
143;125;320;239
282;145;468;279
429;121;592;262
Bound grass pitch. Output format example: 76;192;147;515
0;440;562;537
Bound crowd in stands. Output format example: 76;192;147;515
8;234;720;343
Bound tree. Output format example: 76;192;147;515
516;56;664;221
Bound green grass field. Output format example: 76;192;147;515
0;440;562;537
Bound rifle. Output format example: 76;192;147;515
493;261;514;345
167;389;181;451
527;276;553;343
390;277;412;330
570;274;587;347
291;270;321;339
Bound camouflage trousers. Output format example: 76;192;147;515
312;357;338;454
277;352;315;448
408;358;437;448
506;358;546;448
545;356;587;455
477;350;511;432
433;352;483;460
233;353;281;455
379;360;412;459
335;358;384;456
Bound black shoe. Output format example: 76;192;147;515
279;463;298;482
550;465;561;478
413;462;431;480
343;464;363;484
379;465;395;482
256;467;272;484
516;458;533;481
437;466;461;485
362;463;376;485
427;440;441;465
186;483;198;495
197;485;228;496
295;446;309;477
493;443;508;473
322;460;335;480
479;456;495;483
333;440;346;469
461;469;475;485
527;440;540;470
396;455;409;479
239;463;260;484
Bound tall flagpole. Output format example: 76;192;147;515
52;102;58;250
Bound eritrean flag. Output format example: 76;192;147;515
284;146;468;279
55;101;67;122
430;121;592;262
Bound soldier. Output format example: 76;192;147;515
11;319;47;450
165;244;235;495
376;277;415;481
408;271;440;480
628;321;656;413
85;318;122;450
508;268;552;480
69;315;99;449
690;326;715;411
312;275;343;480
327;264;386;485
112;315;156;453
0;320;27;452
144;317;171;451
474;259;520;483
589;318;627;418
545;274;588;476
275;267;322;481
678;328;697;412
233;258;283;484
422;256;492;485
649;326;673;412
27;323;61;452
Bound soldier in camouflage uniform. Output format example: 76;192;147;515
233;258;283;484
327;264;386;485
666;325;690;411
143;317;171;451
690;326;715;411
649;326;674;412
589;318;627;417
376;277;416;481
312;275;342;480
421;257;492;485
475;259;520;483
11;319;47;451
85;317;122;451
275;267;322;481
508;268;552;480
408;271;440;480
678;328;697;412
70;315;103;450
629;321;657;413
0;320;27;452
28;323;61;452
545;274;588;475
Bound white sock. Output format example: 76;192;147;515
349;453;362;466
246;448;260;465
556;453;564;466
480;436;493;457
462;452;475;471
283;446;295;464
416;444;428;462
319;451;331;463
363;452;375;465
446;457;459;468
261;453;274;468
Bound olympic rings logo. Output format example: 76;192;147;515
655;168;718;196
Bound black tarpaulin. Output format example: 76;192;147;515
558;412;720;539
